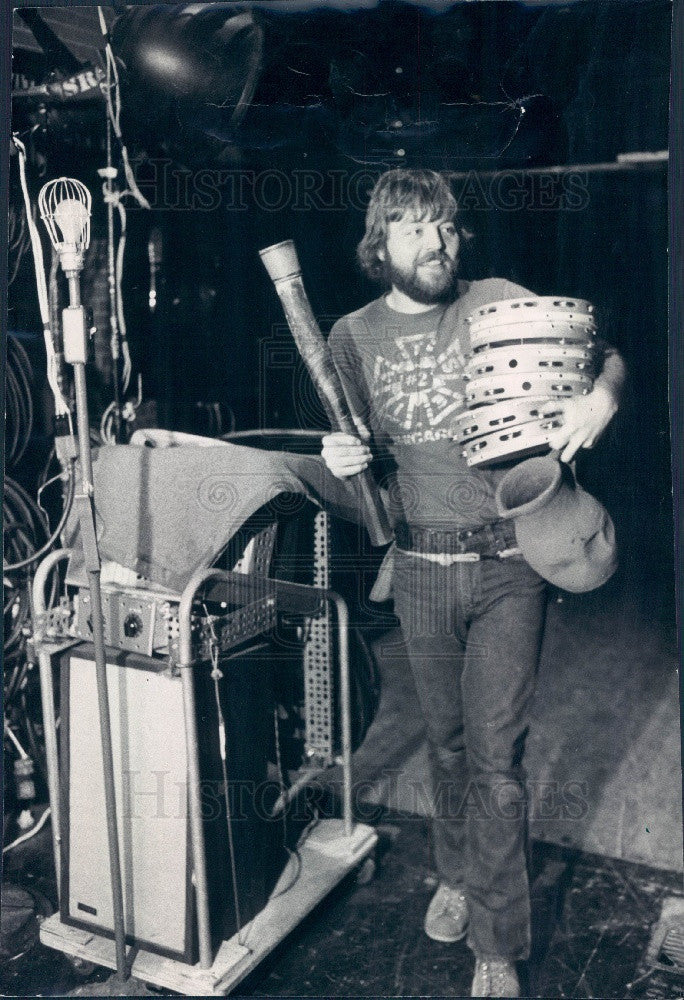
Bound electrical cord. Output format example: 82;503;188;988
5;152;77;811
4;476;48;540
97;6;151;211
4;580;30;641
100;376;144;444
202;606;245;941
5;337;34;469
37;471;63;527
38;445;57;494
114;192;131;393
5;369;21;465
2;806;51;855
8;200;31;286
10;333;33;387
92;4;151;433
5;651;31;705
3;465;75;573
12;136;72;427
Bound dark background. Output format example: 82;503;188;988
2;5;684;989
4;0;677;625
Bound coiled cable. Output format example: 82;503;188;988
4;336;34;469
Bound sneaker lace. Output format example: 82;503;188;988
436;886;467;917
478;959;514;989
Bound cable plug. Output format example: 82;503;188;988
17;808;35;831
54;414;79;466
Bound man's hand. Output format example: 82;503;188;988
546;383;618;463
321;430;372;478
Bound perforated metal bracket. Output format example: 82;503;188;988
303;510;335;766
43;596;75;638
193;595;277;663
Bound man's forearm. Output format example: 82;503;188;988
594;345;627;404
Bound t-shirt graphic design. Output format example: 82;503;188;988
372;333;467;443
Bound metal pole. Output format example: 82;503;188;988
32;549;72;896
67;269;128;979
179;568;229;970
85;564;127;975
37;648;62;890
331;594;353;838
179;665;213;969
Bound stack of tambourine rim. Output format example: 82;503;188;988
456;296;597;466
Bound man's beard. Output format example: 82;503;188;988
383;251;458;305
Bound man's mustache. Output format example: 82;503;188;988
418;252;455;267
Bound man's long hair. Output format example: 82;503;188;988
357;169;460;283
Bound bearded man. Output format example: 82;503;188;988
321;169;625;997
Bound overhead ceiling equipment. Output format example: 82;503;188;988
109;5;264;165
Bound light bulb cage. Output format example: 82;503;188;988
38;177;92;271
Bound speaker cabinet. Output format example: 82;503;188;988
59;641;286;962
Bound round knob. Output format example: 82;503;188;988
123;612;143;638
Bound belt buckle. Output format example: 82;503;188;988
456;551;480;562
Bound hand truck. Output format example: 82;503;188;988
32;551;377;995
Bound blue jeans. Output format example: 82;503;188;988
392;548;547;960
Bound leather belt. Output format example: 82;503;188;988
395;518;519;558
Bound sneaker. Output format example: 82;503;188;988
470;957;520;997
423;883;469;942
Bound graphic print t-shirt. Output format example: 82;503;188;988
328;278;532;531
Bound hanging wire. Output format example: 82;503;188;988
2;347;76;566
3;461;68;798
115;194;132;393
97;6;151;211
12;135;73;429
100;158;133;397
2;462;76;574
8;201;31;286
96;9;144;429
5;145;79;813
100;374;144;444
5;336;34;468
3;806;51;854
2;332;76;574
200;606;245;941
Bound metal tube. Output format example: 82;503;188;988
38;648;62;890
178;567;230;970
73;365;94;486
67;272;81;308
71;334;127;976
330;593;353;838
86;568;127;976
32;549;72;619
32;549;72;895
179;664;213;970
